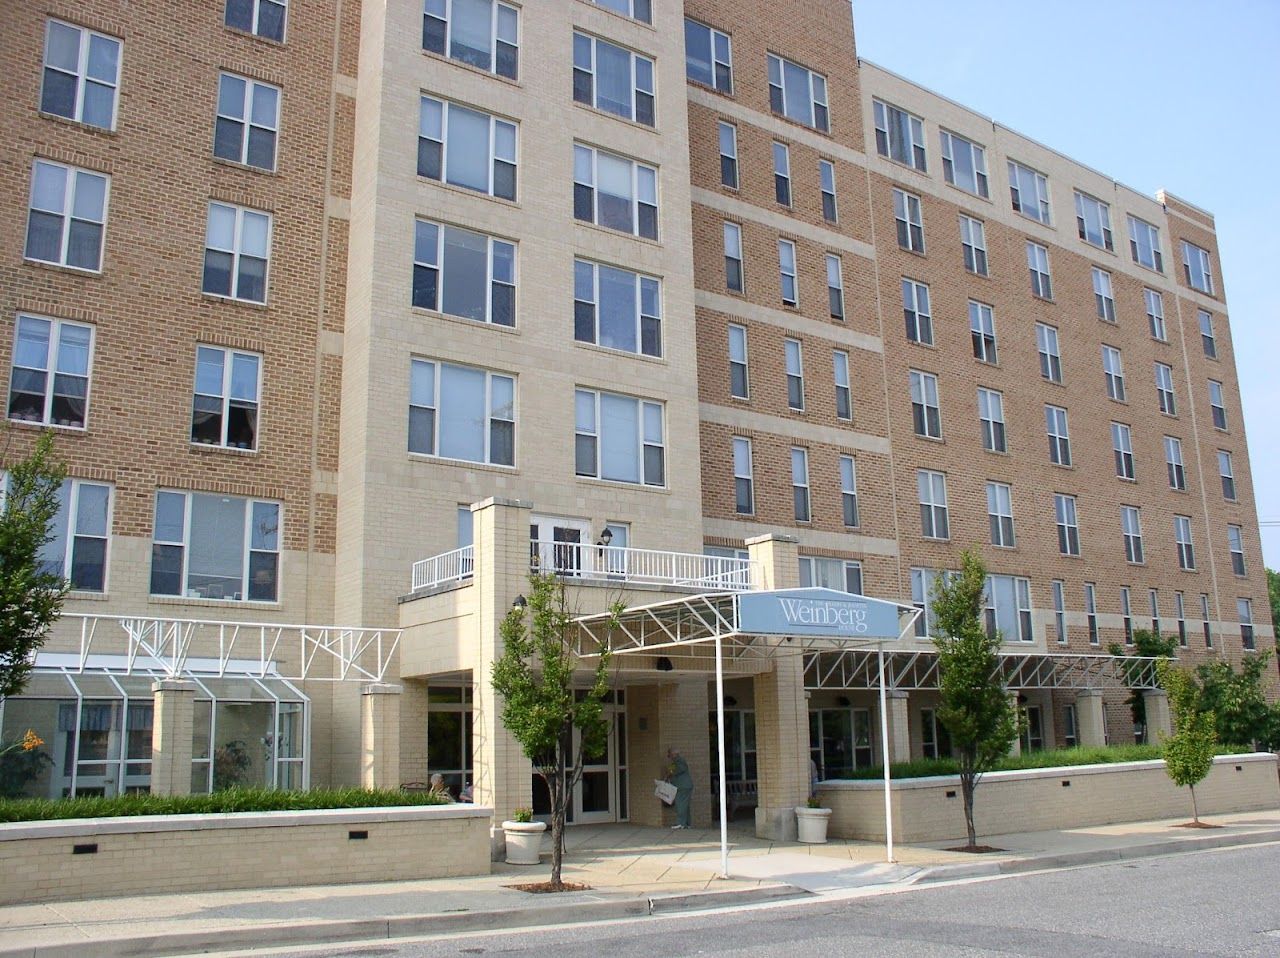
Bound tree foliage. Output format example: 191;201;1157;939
932;550;1018;848
491;573;615;887
0;431;67;698
1195;652;1280;750
1157;661;1216;824
1267;568;1279;639
1107;628;1177;736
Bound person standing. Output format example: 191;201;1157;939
666;746;694;829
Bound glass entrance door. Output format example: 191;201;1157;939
530;515;591;576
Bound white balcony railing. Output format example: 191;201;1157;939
410;546;475;591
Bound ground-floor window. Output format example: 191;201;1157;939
809;707;873;778
920;707;952;760
1019;704;1045;752
708;708;756;783
1063;703;1078;747
426;685;473;800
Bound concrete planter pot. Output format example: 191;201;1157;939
795;806;832;844
502;820;547;864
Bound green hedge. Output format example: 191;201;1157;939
0;787;450;823
833;743;1252;781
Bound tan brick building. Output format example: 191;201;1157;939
0;1;1270;844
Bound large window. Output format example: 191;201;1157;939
225;0;287;42
969;301;997;364
839;455;859;527
151;492;280;602
1092;267;1116;322
893;189;924;252
413;220;515;326
1055;493;1080;556
575;389;664;487
767;54;828;132
1008;160;1050;223
418;96;516;200
910;370;941;439
215;73;279;171
903;278;933;345
1121;505;1144;564
1155;363;1176;415
25;160;108;272
1127;215;1163;271
791;448;810;522
940;130;986;196
1165;436;1186;491
574;145;657;239
800;557;862;594
874;100;926;170
1218;450;1236;500
203;202;270;303
7;315;92;429
1026;242;1052;299
985;575;1033;643
409;359;514;466
574;259;660;357
1074;191;1113;250
423;0;518;80
9;477;112;593
978;387;1006;453
1111;422;1135;480
918;469;949;540
728;323;748;398
41;19;121;130
573;32;654;126
1174;515;1196;571
684;19;731;93
733;437;753;515
1182;241;1214;293
1144;288;1166;341
192;346;260;450
1037;323;1062;383
987;482;1015;548
960;215;988;276
1102;345;1125;401
1046;405;1071;466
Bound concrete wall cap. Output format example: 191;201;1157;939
361;682;403;695
151;679;197;693
470;497;533;511
744;533;799;546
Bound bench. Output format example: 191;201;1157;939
712;779;758;820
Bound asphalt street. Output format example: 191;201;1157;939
257;843;1280;958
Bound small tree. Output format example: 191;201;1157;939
1108;629;1176;740
0;431;68;698
1266;568;1279;638
1157;661;1216;824
491;573;614;888
932;550;1018;849
1196;652;1280;751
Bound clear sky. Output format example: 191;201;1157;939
852;0;1280;569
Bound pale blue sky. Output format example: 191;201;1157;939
853;0;1280;569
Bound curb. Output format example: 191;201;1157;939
913;827;1280;884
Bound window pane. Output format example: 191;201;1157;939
598;265;637;352
441;227;489;322
188;494;246;599
445;105;491;193
439;363;486;462
600;393;639;483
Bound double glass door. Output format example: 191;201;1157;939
531;699;627;824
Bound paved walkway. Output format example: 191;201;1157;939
3;811;1279;958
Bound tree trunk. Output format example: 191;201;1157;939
961;768;977;848
1189;783;1200;825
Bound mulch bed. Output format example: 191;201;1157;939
1172;821;1222;829
944;844;1005;853
506;881;593;893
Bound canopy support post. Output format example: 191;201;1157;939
715;633;729;879
878;643;894;863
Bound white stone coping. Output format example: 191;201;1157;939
816;753;1275;792
0;804;494;842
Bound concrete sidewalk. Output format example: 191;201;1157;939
3;811;1279;958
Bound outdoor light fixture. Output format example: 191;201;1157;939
656;656;674;671
512;594;527;609
596;527;614;547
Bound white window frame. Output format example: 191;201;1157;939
1074;191;1113;250
1218;450;1236;500
7;315;94;429
1052;580;1067;644
874;100;927;171
1182;241;1214;294
839;455;859;527
412;219;516;326
819;159;837;222
826;253;844;319
1102;345;1126;402
1127;214;1163;272
1036;323;1062;383
1092;267;1116;322
573;31;655;126
574;388;665;487
191;345;262;450
893;188;925;252
969;300;997;363
8;475;113;593
409;358;515;466
910;370;941;439
1228;524;1246;576
1208;380;1227;430
422;0;519;80
1144;288;1167;341
986;481;1015;548
1046;405;1071;466
791;447;810;522
1111;421;1135;480
573;144;658;239
1155;363;1176;416
225;0;289;42
784;337;804;409
918;469;949;540
25;159;109;273
833;350;852;421
718;122;738;189
1055;493;1080;556
215;72;281;171
150;490;281;602
800;556;863;594
985;574;1033;643
41;19;121;130
977;387;1006;453
1165;436;1186;491
940;129;988;197
1122;505;1144;564
733;436;753;515
728;323;749;399
1008;160;1050;223
203;201;271;304
1026;242;1052;299
902;278;933;345
572;258;661;358
1199;310;1217;359
772;141;792;205
778;240;798;307
418;95;517;200
768;53;828;132
683;18;732;94
724;221;744;292
959;214;988;275
1174;515;1195;571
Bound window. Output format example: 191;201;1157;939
833;351;852;421
768;54;828;132
1238;598;1254;651
718;122;738;188
902;279;933;345
1202;594;1213;648
573;145;657;239
1208;380;1227;430
1174;516;1195;570
573;259;660;357
1122;505;1144;564
874;100;926;170
1228;524;1246;576
1120;586;1133;644
791;447;810;522
1175;591;1187;647
819;160;837;222
1026;242;1052;299
723;222;744;292
573;33;654;126
733;437;753;514
225;0;287;42
1155;363;1176;415
1143;289;1166;341
1199;310;1217;358
1127;215;1163;271
593;0;650;22
918;469;949;539
215;74;280;171
1111;422;1134;480
778;240;798;307
1055;493;1080;556
911;568;954;637
1074;191;1113;250
1218;450;1236;500
8;477;111;592
203;202;270;303
1102;345;1125;401
684;19;731;93
772;142;791;205
1036;323;1062;384
910;370;941;439
784;338;804;409
191;346;260;449
41;19;121;130
839;455;859;527
423;0;518;80
1182;241;1214;294
959;214;988;275
1092;267;1116;323
575;389;664;486
418;96;516;200
410;359;514;466
25;160;109;272
1046;405;1071;466
1064;703;1078;745
1085;582;1099;644
1008;160;1050;223
826;254;844;319
7;316;92;428
985;575;1033;643
1052;580;1067;644
986;482;1015;548
940;130;987;197
977;388;1006;453
413;220;515;326
1165;436;1186;491
151;491;280;602
728;324;749;398
1150;589;1161;636
800;556;862;594
893;189;924;252
969;301;997;363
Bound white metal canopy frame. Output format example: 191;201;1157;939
573;588;921;877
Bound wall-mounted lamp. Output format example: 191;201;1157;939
596;527;614;548
837;695;851;708
511;594;527;610
723;695;737;708
656;656;674;672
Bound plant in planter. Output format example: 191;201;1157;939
501;806;547;865
795;794;832;844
